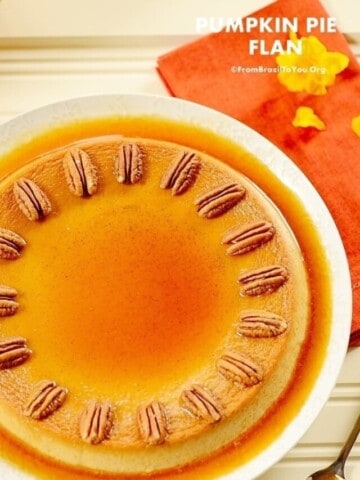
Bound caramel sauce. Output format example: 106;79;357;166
0;116;331;479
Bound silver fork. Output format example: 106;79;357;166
306;412;360;480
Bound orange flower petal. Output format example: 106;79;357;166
276;34;349;95
324;52;349;74
351;115;360;137
292;107;326;130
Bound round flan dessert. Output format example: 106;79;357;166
0;134;309;475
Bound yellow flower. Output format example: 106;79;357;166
292;107;326;130
351;115;360;137
276;31;349;95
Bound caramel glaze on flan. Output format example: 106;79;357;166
0;135;309;475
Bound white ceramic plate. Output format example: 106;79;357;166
0;94;352;480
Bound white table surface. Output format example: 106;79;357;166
0;1;359;479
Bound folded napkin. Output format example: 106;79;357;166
158;0;360;346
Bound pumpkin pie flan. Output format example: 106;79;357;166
0;134;309;475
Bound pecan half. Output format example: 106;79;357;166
195;182;246;219
222;220;275;255
181;385;222;423
24;380;68;420
137;400;168;445
0;337;31;369
0;228;26;260
160;151;201;195
63;148;98;197
239;265;288;296
13;178;51;221
238;310;288;338
217;351;263;386
0;285;19;317
114;142;143;185
80;400;114;445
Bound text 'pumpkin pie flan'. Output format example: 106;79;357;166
0;133;310;475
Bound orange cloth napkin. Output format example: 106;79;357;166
157;0;360;346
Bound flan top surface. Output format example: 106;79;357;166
0;134;309;472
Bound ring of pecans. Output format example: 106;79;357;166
1;139;290;446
